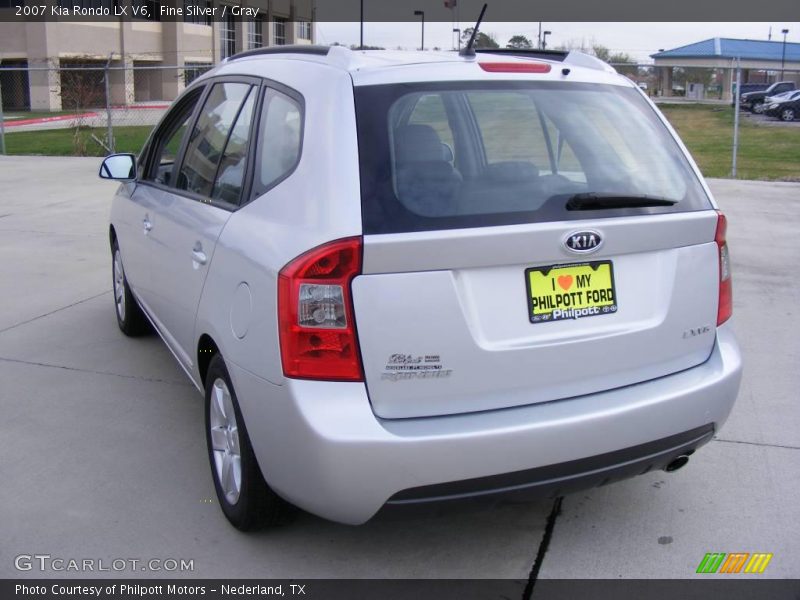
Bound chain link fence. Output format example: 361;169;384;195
0;61;212;155
1;60;799;177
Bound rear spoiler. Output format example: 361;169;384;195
475;48;616;74
475;48;568;62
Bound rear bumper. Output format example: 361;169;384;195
386;424;714;506
230;323;742;525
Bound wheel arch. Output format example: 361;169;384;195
197;333;220;387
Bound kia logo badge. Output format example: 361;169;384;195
564;230;603;253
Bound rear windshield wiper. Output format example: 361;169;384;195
566;193;678;211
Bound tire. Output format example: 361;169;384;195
781;108;796;122
204;354;291;530
751;101;764;114
111;239;150;336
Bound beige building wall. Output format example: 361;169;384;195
0;0;315;111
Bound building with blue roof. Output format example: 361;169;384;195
651;37;800;101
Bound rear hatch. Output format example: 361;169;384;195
352;73;719;419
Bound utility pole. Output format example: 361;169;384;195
732;58;741;178
360;0;364;49
414;10;425;51
781;29;789;79
538;22;542;49
0;80;6;155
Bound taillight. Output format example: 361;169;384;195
715;211;733;325
278;237;364;381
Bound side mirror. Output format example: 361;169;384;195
99;154;136;181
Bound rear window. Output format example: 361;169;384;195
355;81;712;234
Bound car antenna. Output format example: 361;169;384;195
459;3;488;57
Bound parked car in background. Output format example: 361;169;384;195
764;90;800;121
741;81;797;113
97;45;742;530
730;83;769;106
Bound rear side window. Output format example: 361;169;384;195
355;81;712;234
254;89;302;194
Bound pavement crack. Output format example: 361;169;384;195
0;290;111;335
522;496;563;600
712;437;800;451
0;356;191;387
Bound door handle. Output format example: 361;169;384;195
142;216;152;234
192;246;208;266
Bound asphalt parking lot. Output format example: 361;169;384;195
0;157;798;581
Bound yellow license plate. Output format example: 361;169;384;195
525;261;618;324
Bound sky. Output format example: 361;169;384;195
315;22;800;63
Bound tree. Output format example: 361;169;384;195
52;57;106;156
461;28;500;49
592;44;637;75
591;44;611;62
506;35;533;49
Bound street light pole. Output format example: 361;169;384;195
542;30;552;51
414;10;425;51
453;28;461;51
781;29;789;79
360;0;364;49
538;22;542;50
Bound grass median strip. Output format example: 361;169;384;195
3;105;799;180
4;126;151;157
658;104;800;181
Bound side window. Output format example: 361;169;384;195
468;91;585;183
540;114;586;184
178;82;253;201
144;88;203;185
408;94;455;152
256;89;302;192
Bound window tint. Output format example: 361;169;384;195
178;82;252;200
467;91;585;184
211;89;256;204
145;89;202;185
356;82;711;234
408;94;455;151
256;90;302;192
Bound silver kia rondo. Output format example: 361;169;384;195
100;46;742;530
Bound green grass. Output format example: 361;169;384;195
3;104;799;181
658;104;800;181
4;126;151;157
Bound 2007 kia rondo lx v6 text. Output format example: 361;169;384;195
99;45;742;530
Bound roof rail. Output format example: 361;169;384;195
474;48;568;62
228;45;331;62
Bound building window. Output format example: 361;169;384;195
184;0;211;25
184;62;212;86
247;18;263;49
273;18;287;46
297;21;312;41
220;12;236;59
